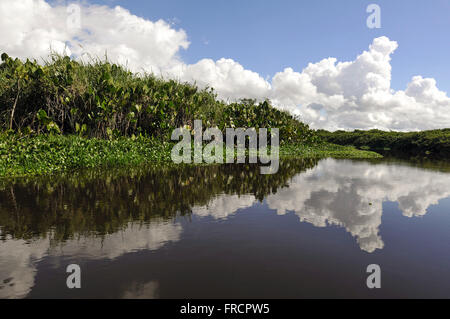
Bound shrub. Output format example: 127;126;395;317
0;53;316;144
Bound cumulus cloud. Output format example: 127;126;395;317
0;0;189;73
170;58;271;102
274;37;450;131
1;0;449;130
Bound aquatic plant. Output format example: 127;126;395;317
0;53;315;144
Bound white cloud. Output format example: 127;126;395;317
270;36;450;131
170;58;271;102
0;0;189;73
1;0;449;130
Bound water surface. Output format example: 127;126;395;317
1;158;450;298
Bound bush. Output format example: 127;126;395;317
0;53;316;144
317;129;450;159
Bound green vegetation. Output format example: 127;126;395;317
0;53;313;142
0;133;173;177
280;142;382;159
0;53;380;178
318;129;450;159
0;133;380;178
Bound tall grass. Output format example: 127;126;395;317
0;52;316;144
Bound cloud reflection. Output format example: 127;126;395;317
192;194;256;219
0;221;181;299
266;159;450;252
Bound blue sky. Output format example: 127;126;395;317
89;0;450;92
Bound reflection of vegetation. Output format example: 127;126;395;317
317;129;450;159
361;157;450;173
0;158;318;241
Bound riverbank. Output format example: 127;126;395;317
0;133;381;178
0;53;381;178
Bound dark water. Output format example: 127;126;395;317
1;158;450;299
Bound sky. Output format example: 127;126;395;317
93;0;450;92
1;0;450;131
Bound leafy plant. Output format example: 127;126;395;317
0;52;316;144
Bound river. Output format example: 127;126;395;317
1;158;449;298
